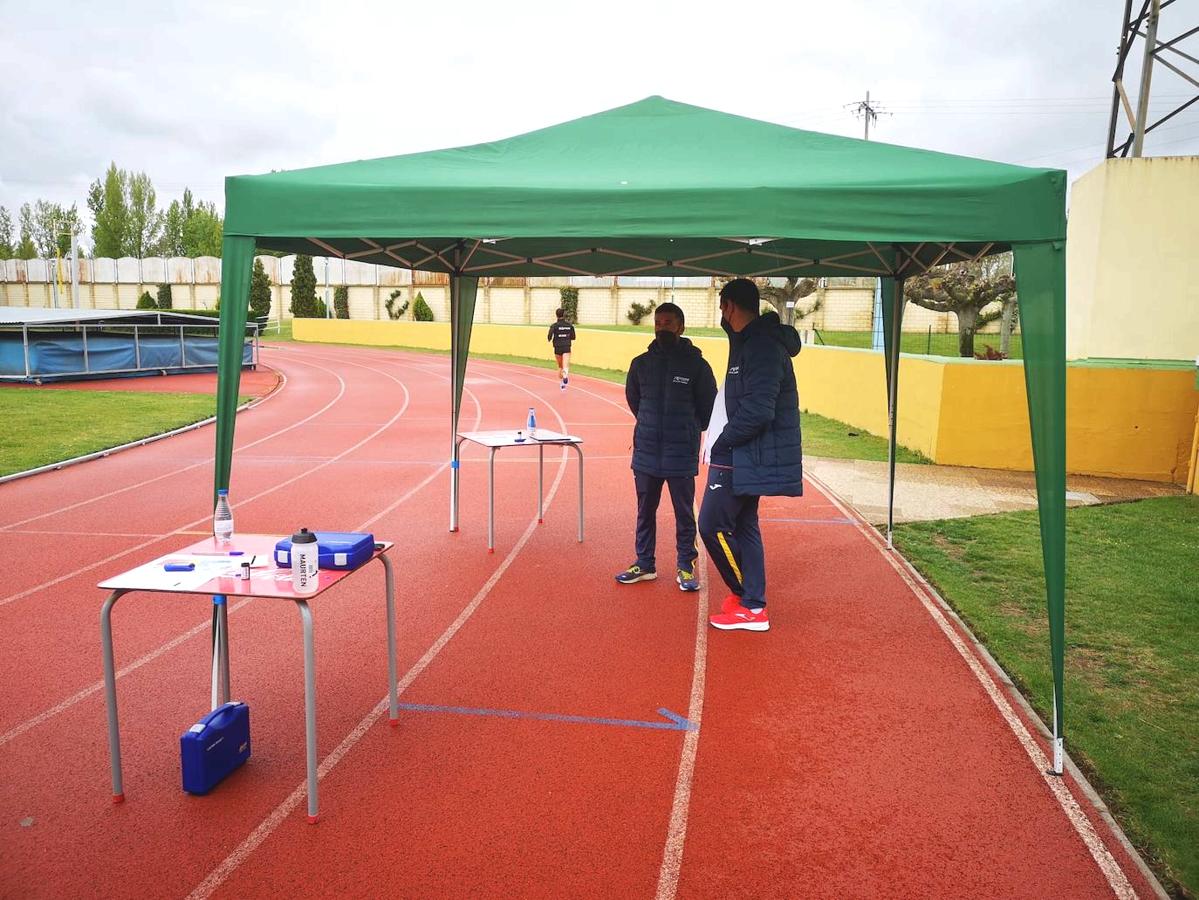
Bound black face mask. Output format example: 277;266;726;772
655;330;679;347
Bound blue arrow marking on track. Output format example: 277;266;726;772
394;702;698;732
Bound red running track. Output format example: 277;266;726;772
0;341;1157;899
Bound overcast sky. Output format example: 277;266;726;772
2;0;1196;234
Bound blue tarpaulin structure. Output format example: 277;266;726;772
0;308;257;382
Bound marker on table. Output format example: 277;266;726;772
164;563;195;572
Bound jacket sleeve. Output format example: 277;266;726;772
569;325;576;341
547;324;554;342
694;359;718;430
625;358;641;416
717;344;783;448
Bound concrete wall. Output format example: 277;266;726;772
294;319;1199;485
1;258;993;335
1066;157;1199;363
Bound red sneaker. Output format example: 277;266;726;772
719;593;743;614
709;605;769;632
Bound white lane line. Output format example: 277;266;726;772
0;597;252;749
655;545;709;900
0;379;481;749
187;432;572;900
0;358;334;531
0;362;400;610
806;473;1137;900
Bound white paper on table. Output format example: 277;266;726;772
109;559;229;592
702;380;728;465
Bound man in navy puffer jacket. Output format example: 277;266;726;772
700;279;803;632
617;303;718;591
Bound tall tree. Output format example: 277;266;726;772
89;163;130;258
160;195;188;257
159;188;223;257
290;254;319;317
904;254;1016;358
758;276;821;325
126;171;162;257
181;199;222;256
20;200;82;257
248;258;273;321
0;206;13;259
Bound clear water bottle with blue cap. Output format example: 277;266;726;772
526;407;537;439
213;489;234;545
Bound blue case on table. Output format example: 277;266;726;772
181;701;250;795
274;531;375;570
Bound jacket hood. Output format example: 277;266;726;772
737;311;802;358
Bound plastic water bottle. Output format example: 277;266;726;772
291;528;319;594
213;489;234;545
526;407;537;439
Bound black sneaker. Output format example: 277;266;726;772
615;564;657;584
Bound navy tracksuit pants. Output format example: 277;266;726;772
698;466;766;609
634;471;698;572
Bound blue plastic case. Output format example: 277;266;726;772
181;701;251;795
274;531;375;570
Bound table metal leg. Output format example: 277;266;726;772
379;553;398;726
488;446;496;553
217;597;231;706
100;590;127;803
538;443;544;524
296;600;319;823
573;445;585;542
451;436;466;533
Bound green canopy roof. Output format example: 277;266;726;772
215;97;1069;773
225;96;1066;278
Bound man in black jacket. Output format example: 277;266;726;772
547;308;576;390
700;279;803;632
617;303;718;591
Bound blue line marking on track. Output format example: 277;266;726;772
395;702;698;732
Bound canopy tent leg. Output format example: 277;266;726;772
880;276;905;548
1013;241;1067;775
213;236;255;499
448;271;480;532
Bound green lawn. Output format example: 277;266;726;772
802;411;930;463
893;497;1199;895
0;390;242;476
816;328;1024;359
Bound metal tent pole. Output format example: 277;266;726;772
885;277;905;548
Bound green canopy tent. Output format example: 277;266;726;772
214;96;1067;772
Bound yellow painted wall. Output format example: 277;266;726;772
294;320;1199;484
1066;157;1199;362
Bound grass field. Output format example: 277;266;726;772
1;390;243;476
893;497;1199;895
815;328;1024;359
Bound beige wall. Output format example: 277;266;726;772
1066;156;1199;362
295;319;1199;485
1;258;991;335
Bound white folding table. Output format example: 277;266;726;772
98;533;396;823
453;429;584;552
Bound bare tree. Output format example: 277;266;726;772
903;254;1016;358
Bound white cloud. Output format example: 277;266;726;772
1;0;1195;232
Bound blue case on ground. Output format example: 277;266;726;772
181;701;251;795
274;531;375;570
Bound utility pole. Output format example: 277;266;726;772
1106;0;1198;158
847;90;886;140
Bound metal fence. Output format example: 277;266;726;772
1;321;260;381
